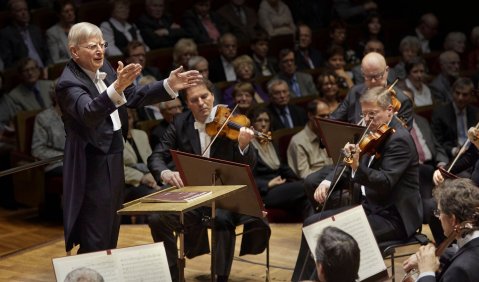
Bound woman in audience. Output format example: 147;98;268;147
444;31;467;68
404;56;433;107
100;0;149;57
315;70;342;112
231;82;256;115
46;0;76;63
249;106;312;219
171;38;198;71
356;12;386;57
467;26;479;71
393;36;422;80
327;19;359;66
222;55;268;106
324;45;354;90
258;0;295;37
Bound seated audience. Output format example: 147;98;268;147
46;0;76;64
287;99;333;179
217;0;258;43
136;0;187;49
405;56;433;107
100;0;149;57
294;23;323;71
393;36;422;80
250;29;278;77
171;38;198;71
231;82;258;115
327;19;359;66
324;45;354;90
182;0;227;44
356;12;386;57
411;13;440;54
315;70;342;112
429;51;461;104
257;0;295;37
249;106;312;219
443;31;467;68
124;40;163;85
209;33;238;83
402;178;479;282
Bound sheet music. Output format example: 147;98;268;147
302;206;386;281
52;242;171;282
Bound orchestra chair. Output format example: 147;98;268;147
378;229;429;281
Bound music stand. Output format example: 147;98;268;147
314;118;365;164
170;149;266;281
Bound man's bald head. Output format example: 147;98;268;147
361;52;389;88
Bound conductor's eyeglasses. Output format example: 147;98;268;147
80;41;108;51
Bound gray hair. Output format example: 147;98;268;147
399;36;421;53
444;32;466;50
187;56;208;70
68;22;103;49
266;78;288;94
359;86;392;109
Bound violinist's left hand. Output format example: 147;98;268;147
238;127;255;150
467;127;479;149
344;143;360;171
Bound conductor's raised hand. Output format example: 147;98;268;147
167;66;202;92
114;61;142;93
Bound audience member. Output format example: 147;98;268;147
150;97;183;149
257;0;295;37
443;31;467;67
273;48;318;98
315;69;342;112
222;55;268;106
187;55;222;104
294;23;323;71
249;106;313;219
124;40;163;85
209;33;238;83
331;52;413;128
231;82;256;115
171;38;198;71
327;19;359;65
147;78;269;282
287;99;332;179
405;56;433;107
100;0;148;57
217;0;258;43
136;0;187;49
356;12;386;57
250;29;278;77
467;26;479;71
46;0;76;64
0;0;50;69
402;178;479;282
393;36;422;80
182;0;227;44
429;51;461;104
314;226;360;282
412;13;440;54
292;86;422;280
266;78;308;131
431;77;479;159
324;44;354;90
136;75;163;120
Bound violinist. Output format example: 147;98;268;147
292;86;422;281
147;78;269;282
402;178;479;282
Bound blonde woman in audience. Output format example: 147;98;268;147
393;36;422;80
405;57;433;107
231;82;257;115
172;38;198;71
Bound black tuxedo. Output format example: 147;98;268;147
418;237;479;282
147;110;270;278
56;59;174;253
267;103;308;131
431;102;479;158
292;117;422;280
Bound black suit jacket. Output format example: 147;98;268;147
136;13;188;49
327;118;422;238
56;59;174;251
418;237;479;282
294;47;323;70
0;23;50;68
217;3;258;43
431;102;479;158
331;83;414;129
267;103;308;131
182;10;227;44
208;56;229;83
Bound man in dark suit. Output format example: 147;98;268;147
147;78;270;282
217;0;258;43
403;178;479;282
273;48;318;97
429;51;461;104
294;23;323;71
266;78;308;131
0;0;50;69
182;0;227;44
208;33;238;83
292;86;422;280
55;22;201;255
331;52;413;128
431;77;479;159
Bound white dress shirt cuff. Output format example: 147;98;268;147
238;144;249;155
107;84;127;107
163;79;178;98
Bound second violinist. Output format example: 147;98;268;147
292;86;423;281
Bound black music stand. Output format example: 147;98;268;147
170;150;266;281
314;118;365;164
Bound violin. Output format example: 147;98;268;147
205;106;272;144
344;123;395;164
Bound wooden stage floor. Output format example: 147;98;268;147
0;207;429;281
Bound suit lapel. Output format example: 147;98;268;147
185;114;202;155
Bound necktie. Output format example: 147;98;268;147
201;16;220;43
32;87;45;108
280;108;292;128
456;110;467;145
291;77;301;97
410;126;426;163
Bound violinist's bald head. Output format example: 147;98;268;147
361;52;389;88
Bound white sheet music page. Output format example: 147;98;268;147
52;242;171;282
302;205;386;281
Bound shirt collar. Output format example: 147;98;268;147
457;230;479;248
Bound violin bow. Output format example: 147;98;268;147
201;104;239;157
